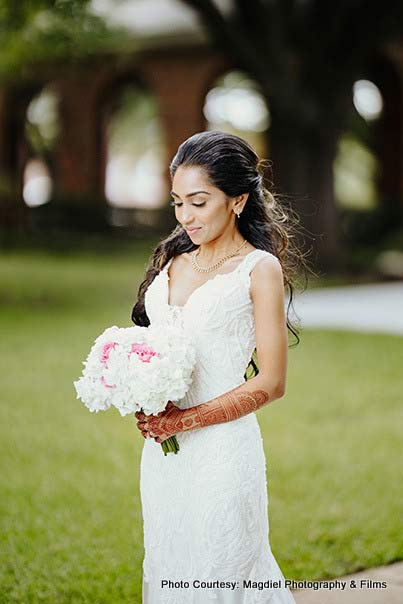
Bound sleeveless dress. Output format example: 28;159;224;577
140;249;296;604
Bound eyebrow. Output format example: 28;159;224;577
170;190;211;198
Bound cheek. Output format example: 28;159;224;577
206;208;228;227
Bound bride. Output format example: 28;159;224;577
132;130;303;603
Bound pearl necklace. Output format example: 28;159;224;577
191;239;249;273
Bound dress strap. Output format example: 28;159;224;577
238;249;277;304
162;256;174;272
239;249;274;275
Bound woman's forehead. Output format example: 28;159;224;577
172;165;215;194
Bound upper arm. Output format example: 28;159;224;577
249;255;288;397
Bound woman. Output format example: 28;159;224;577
132;131;304;604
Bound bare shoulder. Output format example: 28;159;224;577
168;251;193;274
177;251;193;268
170;251;190;264
250;253;284;301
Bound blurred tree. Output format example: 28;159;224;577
0;0;132;82
182;0;403;267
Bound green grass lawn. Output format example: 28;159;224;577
1;243;402;604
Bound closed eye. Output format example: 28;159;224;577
170;201;206;207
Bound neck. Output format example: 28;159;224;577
196;231;246;263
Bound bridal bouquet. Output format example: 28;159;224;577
73;324;196;455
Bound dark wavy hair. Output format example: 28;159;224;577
131;130;312;380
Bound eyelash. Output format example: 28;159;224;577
170;201;206;207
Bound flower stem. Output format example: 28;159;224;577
161;435;180;455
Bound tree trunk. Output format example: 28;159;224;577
268;115;341;271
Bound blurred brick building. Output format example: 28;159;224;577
0;0;402;258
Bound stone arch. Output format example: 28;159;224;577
96;70;167;213
23;83;60;209
135;48;231;181
0;81;60;227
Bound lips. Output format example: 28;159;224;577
186;228;201;234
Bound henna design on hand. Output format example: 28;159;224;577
181;388;269;433
134;388;269;442
135;402;184;443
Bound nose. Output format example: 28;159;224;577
179;206;195;226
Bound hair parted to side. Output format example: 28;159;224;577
131;130;313;380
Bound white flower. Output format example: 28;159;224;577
73;323;196;417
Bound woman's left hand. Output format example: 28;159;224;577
135;401;184;443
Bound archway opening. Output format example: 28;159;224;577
23;83;59;207
203;70;270;158
102;82;167;214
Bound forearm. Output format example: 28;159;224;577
178;376;277;433
137;377;282;442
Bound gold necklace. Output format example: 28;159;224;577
191;239;249;273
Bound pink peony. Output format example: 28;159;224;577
129;342;160;363
101;341;119;367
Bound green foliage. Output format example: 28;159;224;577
0;0;134;82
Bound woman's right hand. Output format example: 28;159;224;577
135;409;151;439
135;402;183;443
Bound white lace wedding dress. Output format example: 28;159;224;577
140;249;296;604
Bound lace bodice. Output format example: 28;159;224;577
144;249;274;410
